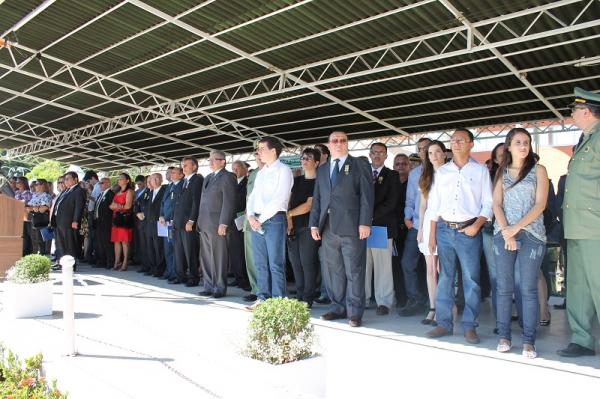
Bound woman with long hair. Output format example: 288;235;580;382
110;173;134;271
417;140;447;324
483;142;505;332
492;128;548;359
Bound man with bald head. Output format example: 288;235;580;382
310;131;374;327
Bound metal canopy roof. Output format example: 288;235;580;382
0;0;599;170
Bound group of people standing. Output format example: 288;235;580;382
8;87;599;361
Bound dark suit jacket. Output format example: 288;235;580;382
372;166;400;239
160;181;182;222
197;170;237;232
146;186;166;227
54;185;86;229
234;176;248;214
173;173;204;230
309;155;374;236
94;189;115;228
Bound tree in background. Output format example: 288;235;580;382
25;160;65;183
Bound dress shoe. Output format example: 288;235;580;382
144;271;153;276
158;275;169;280
199;290;213;297
185;281;199;287
213;293;225;299
464;330;480;344
320;311;345;321
168;279;182;285
243;294;258;302
314;296;331;305
557;343;596;358
349;316;362;327
376;305;389;316
399;301;425;317
425;325;452;339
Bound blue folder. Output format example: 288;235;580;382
367;226;388;249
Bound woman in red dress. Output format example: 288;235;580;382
110;173;134;271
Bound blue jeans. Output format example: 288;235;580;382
400;228;426;304
436;223;482;332
494;231;544;345
252;213;287;301
482;223;497;319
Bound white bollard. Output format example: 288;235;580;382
60;255;77;356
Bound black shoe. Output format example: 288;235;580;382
213;293;225;299
557;343;596;358
144;271;153;276
185;280;199;287
168;279;182;285
243;294;258;302
314;296;331;305
51;263;61;271
399;301;425;317
493;328;499;335
198;290;212;297
158;275;169;280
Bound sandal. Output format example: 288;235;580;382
522;344;537;359
421;308;437;325
539;312;551;326
112;263;122;271
496;339;512;353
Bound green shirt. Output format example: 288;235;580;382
564;121;600;239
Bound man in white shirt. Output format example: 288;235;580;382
246;137;294;307
425;128;493;344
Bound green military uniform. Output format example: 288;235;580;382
243;167;260;294
563;87;600;352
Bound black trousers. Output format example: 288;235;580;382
145;224;166;276
94;221;114;267
228;228;249;287
287;227;319;302
173;228;200;283
30;224;48;255
135;221;149;270
56;224;79;258
22;221;33;256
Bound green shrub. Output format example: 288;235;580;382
0;343;67;398
245;298;315;365
6;254;51;284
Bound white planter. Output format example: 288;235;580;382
3;280;53;318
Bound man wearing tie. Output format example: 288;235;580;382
229;160;250;291
134;178;151;273
93;177;115;269
197;150;237;298
310;131;374;327
145;173;166;277
159;167;183;281
52;171;86;268
172;157;204;287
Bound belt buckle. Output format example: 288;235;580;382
448;222;459;229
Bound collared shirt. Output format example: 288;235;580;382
152;187;161;202
371;165;384;181
87;182;102;212
237;176;244;184
94;188;110;218
428;158;493;223
329;155;348;176
246;159;293;223
404;165;423;227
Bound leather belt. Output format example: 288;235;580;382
254;211;286;219
440;217;477;230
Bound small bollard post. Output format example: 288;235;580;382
60;255;77;356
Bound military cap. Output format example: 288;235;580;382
570;87;600;108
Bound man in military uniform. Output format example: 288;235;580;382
557;87;600;358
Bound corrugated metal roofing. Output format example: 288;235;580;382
0;0;599;169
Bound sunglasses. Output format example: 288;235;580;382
301;156;315;161
329;138;348;144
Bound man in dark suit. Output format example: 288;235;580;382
365;143;400;316
229;160;250;290
159;167;183;281
172;157;204;287
93;177;115;269
134;178;151;273
310;131;374;327
144;173;166;277
52;171;86;266
197;150;237;298
392;153;410;306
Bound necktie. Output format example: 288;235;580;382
330;159;340;187
94;191;104;219
183;178;189;190
373;169;379;182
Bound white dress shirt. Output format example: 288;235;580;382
87;181;103;212
428;158;493;222
329;155;348;176
246;159;293;223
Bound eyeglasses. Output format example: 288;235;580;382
369;150;386;156
450;138;468;144
300;156;314;161
329;138;348;144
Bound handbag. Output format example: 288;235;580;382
113;211;134;228
30;211;50;229
40;227;54;242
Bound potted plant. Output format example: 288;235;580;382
3;254;53;318
245;297;316;365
